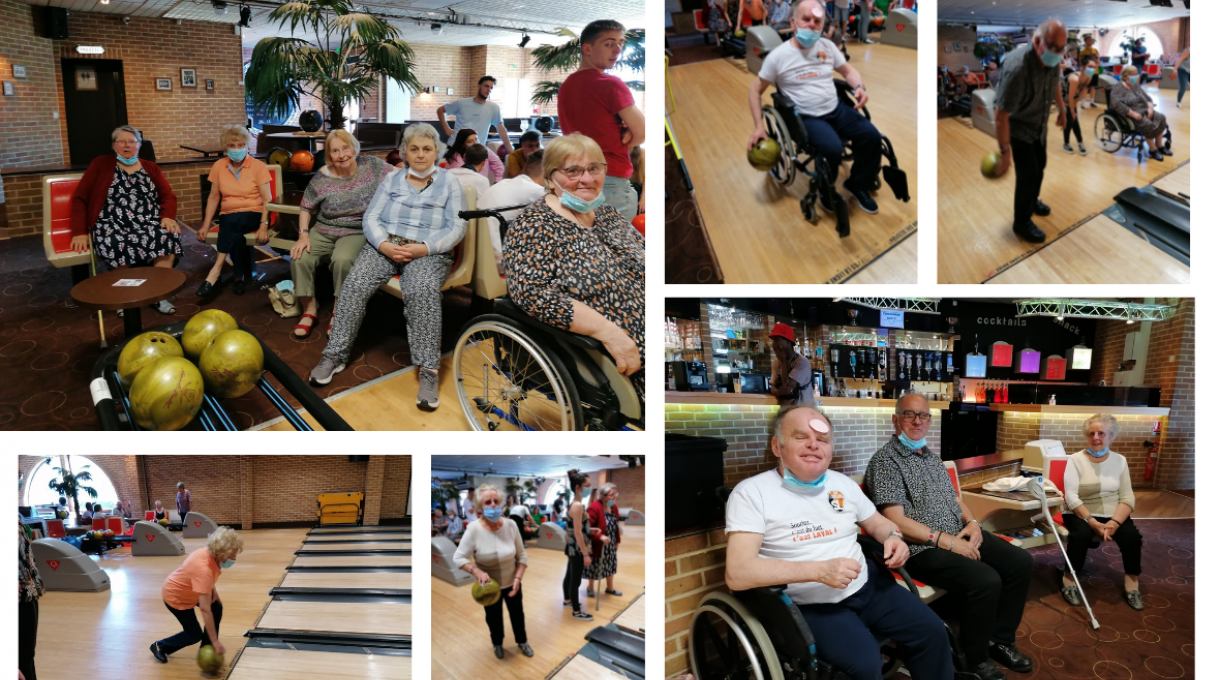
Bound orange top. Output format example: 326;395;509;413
162;547;221;609
208;156;271;215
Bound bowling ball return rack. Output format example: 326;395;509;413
90;319;352;431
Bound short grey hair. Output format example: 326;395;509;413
475;484;504;505
220;125;251;146
1035;19;1064;41
768;403;834;446
895;393;930;414
1083;414;1120;440
599;482;617;496
111;125;142;145
401;123;447;159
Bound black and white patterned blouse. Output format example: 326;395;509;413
92;165;183;270
863;435;963;557
19;520;44;603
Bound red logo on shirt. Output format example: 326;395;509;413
145;534;155;542
828;491;846;512
47;560;61;571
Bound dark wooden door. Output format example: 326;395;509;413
62;59;128;166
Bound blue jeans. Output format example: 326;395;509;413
801;100;884;195
602;175;638;221
798;559;954;680
156;599;223;655
1178;68;1189;102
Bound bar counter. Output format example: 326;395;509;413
665;391;952;409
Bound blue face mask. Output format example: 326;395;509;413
782;467;827;491
1084;67;1097;77
558;188;605;214
227;148;247;163
220;559;235;569
796;27;819;48
1040;46;1064;68
482;505;504;521
1127;75;1140;85
116;152;139;166
898;432;927;451
1086;446;1109;458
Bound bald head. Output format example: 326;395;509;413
1036;20;1067;49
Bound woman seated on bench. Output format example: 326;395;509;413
308;124;466;411
70;125;183;315
1110;65;1171;162
444;128;505;184
503;133;645;405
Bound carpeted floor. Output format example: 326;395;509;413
0;234;469;430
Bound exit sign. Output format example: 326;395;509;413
508;64;518;69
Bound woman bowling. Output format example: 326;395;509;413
69;125;183;315
584;483;623;598
1060;414;1145;611
196;126;272;296
308;124;466;411
452;484;533;660
1109;65;1171;162
562;469;595;621
503;134;645;407
289;129;396;338
149;526;244;665
1061;55;1097;155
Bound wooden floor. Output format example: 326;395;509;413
279;571;413;590
295;541;411;552
227;647;411;680
549;652;629;679
256;599;411;636
612;593;646;636
33;529;307;680
305;533;412;542
292;554;412;568
938;87;1190;283
669;41;918;283
431;525;645;679
1132;489;1195;519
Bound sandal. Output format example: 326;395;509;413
150;299;176;315
294;313;318;338
1125;590;1145;611
1061;585;1082;607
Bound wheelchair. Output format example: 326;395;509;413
1093;89;1173;162
448;206;644;432
759;80;910;238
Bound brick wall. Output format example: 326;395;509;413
606;462;645;513
938;25;984;73
380;454;412;519
0;0;66;169
1095;18;1188;63
665;529;728;677
995;410;1167;488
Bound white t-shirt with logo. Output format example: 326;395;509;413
757;37;848;118
726;468;876;604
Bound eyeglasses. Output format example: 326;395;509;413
554;163;608;181
898;411;932;423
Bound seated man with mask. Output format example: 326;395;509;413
747;0;884;215
864;394;1034;680
725;404;953;680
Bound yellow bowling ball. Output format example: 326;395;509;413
181;309;238;361
199;330;265;399
129;357;204;431
117;332;184;389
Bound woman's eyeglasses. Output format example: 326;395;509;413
554;163;608;181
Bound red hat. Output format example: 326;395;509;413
769;323;795;344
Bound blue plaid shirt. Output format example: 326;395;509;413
362;167;466;255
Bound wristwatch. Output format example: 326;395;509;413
888;530;903;540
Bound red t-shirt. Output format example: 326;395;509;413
558;69;637;178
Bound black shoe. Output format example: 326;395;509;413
150;642;168;663
1033;200;1051;217
1126;590;1145;611
196;280;214;297
849;187;879;214
493;645;504;659
233;278;247;295
1061;585;1083;607
605;589;623;596
1149;149;1164;162
974;660;1007;680
991;642;1032;673
572;611;594;620
1162;147;1174;157
1012;220;1046;243
519;643;534;657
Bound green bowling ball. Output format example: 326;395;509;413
197;644;224;672
199;330;265;399
472;578;502;606
181;309;238;362
981;151;1002;178
129;357;204;431
734;29;745;39
748;138;782;171
117;331;184;389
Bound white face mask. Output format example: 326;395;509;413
408;164;437;179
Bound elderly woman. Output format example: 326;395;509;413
19;517;45;680
1109;65;1171;162
504;134;645;406
149;526;244;664
289;130;395;338
1060;414;1144;611
432;508;449;536
195;126;272;296
584;482;623;598
453;484;533;660
562;469;595;621
444;128;505;184
307;124;466;410
446;510;464;541
69;125;182;315
153;500;167;521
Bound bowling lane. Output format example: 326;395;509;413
258;600;411;636
292;555;412;568
227;647;411;680
305;533;411;542
310;526;410;534
297;542;411;552
550;653;626;680
280;571;413;590
613;594;646;636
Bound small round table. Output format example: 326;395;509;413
70;267;188;338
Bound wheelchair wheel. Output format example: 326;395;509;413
452;317;584;431
761;105;797;186
690;591;785;680
1094;113;1123;154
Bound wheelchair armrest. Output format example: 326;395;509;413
856;533;922;595
493;299;604;351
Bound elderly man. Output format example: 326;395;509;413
864;395;1034;680
992;19;1068;245
725;405;953;680
748;0;883;216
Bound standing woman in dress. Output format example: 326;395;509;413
562;469;595;621
584;483;624;598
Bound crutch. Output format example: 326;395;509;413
87;237;107;349
595;550;605;612
1026;478;1100;630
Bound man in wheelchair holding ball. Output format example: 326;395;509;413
747;0;884;215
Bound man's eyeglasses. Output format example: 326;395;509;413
898;411;932;423
554;163;608;181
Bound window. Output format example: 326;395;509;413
24;456;119;516
1106;28;1165;64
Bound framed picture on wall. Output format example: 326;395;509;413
2;81;13;97
155;78;172;90
75;67;97;91
206;79;214;90
12;65;26;79
181;68;197;87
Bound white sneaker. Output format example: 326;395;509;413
1079;144;1088;156
1176;102;1181;108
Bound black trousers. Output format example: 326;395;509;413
800;100;884;195
215;211;260;279
906;530;1034;667
484;584;528;646
1063;107;1083;145
18;598;38;680
1010;135;1048;225
157;599;223;655
562;552;586;613
1062;514;1143;577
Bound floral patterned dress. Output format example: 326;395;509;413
92;165;183;270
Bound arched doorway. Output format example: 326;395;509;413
1107;28;1165;64
23;456;119;516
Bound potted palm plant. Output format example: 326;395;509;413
245;0;423;131
46;460;98;523
530;28;646;106
505;478;524;506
